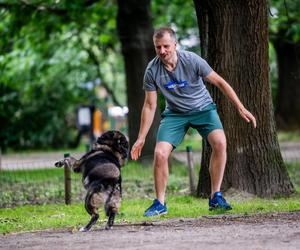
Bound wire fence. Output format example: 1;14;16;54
0;142;300;208
0;151;86;208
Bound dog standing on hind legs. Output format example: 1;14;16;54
55;130;129;232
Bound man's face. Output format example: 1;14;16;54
153;33;177;63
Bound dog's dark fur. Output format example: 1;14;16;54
55;130;129;232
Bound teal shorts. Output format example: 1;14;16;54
157;103;223;148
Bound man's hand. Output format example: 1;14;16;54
238;107;257;128
131;138;145;160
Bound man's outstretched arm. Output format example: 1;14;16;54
131;90;158;160
205;71;257;128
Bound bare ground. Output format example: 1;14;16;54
1;211;300;250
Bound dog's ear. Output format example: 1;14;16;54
96;130;115;145
97;130;129;159
115;132;129;159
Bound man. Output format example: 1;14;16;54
131;27;256;217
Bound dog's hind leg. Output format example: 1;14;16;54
105;209;116;230
80;189;102;232
105;185;121;230
79;213;99;232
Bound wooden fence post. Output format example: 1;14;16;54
186;146;196;194
64;153;71;205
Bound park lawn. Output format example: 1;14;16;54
1;194;300;234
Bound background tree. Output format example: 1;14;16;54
269;0;300;130
193;0;294;197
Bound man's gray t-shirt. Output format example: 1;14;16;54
143;50;213;112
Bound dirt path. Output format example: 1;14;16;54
1;212;299;250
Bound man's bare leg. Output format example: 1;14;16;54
207;129;227;198
153;141;173;204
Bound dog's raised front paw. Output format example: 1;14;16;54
54;160;64;168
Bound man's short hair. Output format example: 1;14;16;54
153;27;176;41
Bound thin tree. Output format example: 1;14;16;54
193;0;294;197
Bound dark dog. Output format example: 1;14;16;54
55;130;129;232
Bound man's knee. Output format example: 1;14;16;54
208;130;227;153
211;139;226;153
154;143;172;163
154;148;169;163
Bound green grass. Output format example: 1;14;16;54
1;194;300;234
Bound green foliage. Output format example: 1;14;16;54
0;0;201;151
0;29;97;149
151;0;200;53
0;0;124;151
269;0;300;43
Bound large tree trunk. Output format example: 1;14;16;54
274;40;300;130
117;0;160;162
193;0;294;197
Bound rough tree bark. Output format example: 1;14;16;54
193;0;294;197
274;40;300;130
117;0;160;162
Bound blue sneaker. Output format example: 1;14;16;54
143;199;168;217
209;192;232;211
